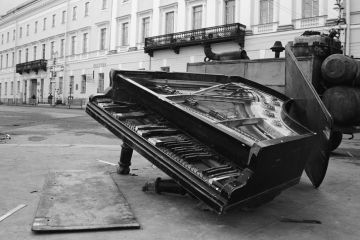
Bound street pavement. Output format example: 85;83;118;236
0;105;360;240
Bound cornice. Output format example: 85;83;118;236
0;0;67;26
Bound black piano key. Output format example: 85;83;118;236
202;165;233;175
207;169;239;178
138;129;180;138
171;149;207;156
104;105;131;112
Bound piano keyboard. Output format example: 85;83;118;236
97;99;243;193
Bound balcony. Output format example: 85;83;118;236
144;23;246;57
293;15;327;29
251;22;278;34
16;59;47;74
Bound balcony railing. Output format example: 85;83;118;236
16;59;47;74
144;23;246;56
251;22;278;34
293;15;327;29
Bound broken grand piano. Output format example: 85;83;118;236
86;70;325;214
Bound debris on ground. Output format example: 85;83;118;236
0;204;27;223
0;133;11;144
280;217;322;224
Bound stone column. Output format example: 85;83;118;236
206;0;216;27
129;0;138;47
177;0;186;31
152;0;160;36
109;0;119;51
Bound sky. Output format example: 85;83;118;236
0;0;27;17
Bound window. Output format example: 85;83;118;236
141;17;150;43
102;0;107;9
13;29;15;40
165;11;174;34
259;0;274;24
5;82;7;95
33;46;37;60
26;24;29;36
83;33;88;53
19;27;22;38
58;77;63;94
0;83;2;97
81;75;86;93
1;34;3;44
7;32;9;43
62;10;66;23
71;36;76;55
17;80;20;94
0;55;2;69
25;48;28;62
225;0;235;24
98;73;104;93
10;82;13;95
85;2;89;16
100;28;106;50
73;6;77;20
50;41;55;58
122;22;129;46
60;39;65;57
18;50;21;63
43;18;47;30
34;21;38;33
6;54;8;67
52;14;56;27
69;76;74;94
12;52;14;66
302;0;319;18
192;5;202;29
42;44;46;59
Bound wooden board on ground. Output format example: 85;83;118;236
32;170;140;232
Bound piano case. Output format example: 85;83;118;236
86;70;320;214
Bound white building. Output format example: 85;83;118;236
0;0;358;104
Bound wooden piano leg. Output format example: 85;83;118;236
117;143;133;175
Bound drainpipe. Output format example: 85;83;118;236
345;0;350;55
13;12;19;103
62;0;70;104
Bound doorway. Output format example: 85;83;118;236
30;79;37;104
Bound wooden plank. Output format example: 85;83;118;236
32;171;140;232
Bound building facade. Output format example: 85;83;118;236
0;0;359;104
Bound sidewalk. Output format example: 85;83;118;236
0;102;85;110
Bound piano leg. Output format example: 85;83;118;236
117;143;133;175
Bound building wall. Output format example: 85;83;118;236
0;0;358;104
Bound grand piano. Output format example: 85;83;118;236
86;68;329;214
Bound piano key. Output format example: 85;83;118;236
181;153;214;161
206;169;239;178
202;165;232;175
138;129;181;138
115;111;148;119
103;105;131;112
135;124;170;131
